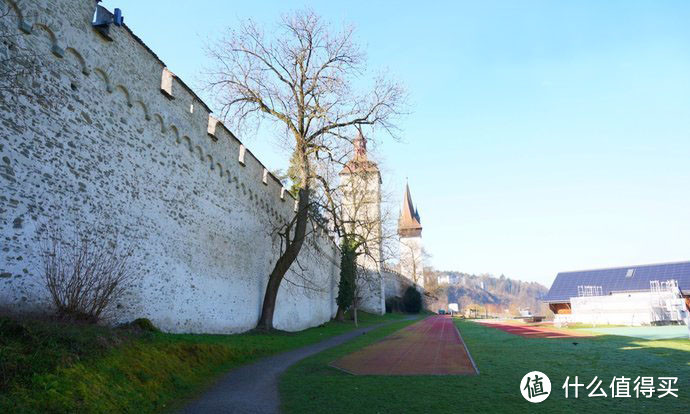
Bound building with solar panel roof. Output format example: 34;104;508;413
544;261;690;326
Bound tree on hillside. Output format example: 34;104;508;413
206;10;406;330
421;267;447;310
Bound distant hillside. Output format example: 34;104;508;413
424;270;549;316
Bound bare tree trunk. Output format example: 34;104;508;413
256;187;310;330
354;303;359;327
335;306;346;322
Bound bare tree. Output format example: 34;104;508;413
0;5;39;93
206;10;406;330
40;227;133;323
420;266;445;309
399;242;430;286
351;265;374;326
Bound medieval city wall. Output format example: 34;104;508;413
382;268;416;300
355;268;385;315
0;0;340;333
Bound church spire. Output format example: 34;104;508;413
398;182;422;237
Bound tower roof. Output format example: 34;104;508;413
340;131;380;177
398;182;422;236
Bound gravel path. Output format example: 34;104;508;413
178;318;413;414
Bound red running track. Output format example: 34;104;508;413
476;321;593;339
330;315;478;376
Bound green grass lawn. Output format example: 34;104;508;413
280;318;690;413
0;312;405;413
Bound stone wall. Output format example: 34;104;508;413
0;0;339;333
382;268;416;300
381;266;428;312
355;268;385;315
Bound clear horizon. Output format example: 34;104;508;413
103;0;690;288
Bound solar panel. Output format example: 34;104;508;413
543;261;690;302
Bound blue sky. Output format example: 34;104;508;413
103;1;690;287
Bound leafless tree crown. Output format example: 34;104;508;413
206;9;406;157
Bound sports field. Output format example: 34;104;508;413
578;325;689;340
476;320;594;339
477;319;689;340
280;317;689;413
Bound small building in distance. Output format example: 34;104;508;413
543;261;690;326
437;273;463;285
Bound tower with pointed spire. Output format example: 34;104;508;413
339;131;385;314
398;182;424;288
339;131;383;266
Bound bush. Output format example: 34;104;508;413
122;318;160;333
402;287;422;313
40;227;133;323
385;296;404;313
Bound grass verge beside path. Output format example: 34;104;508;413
280;319;689;413
0;312;405;413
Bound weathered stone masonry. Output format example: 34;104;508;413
0;0;340;333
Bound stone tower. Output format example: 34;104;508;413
339;132;385;314
398;183;424;288
339;132;382;269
